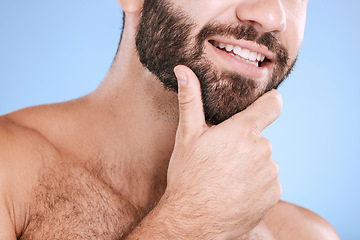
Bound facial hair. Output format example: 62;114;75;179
136;0;296;125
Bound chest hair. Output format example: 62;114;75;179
19;161;154;240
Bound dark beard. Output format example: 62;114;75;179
136;0;296;125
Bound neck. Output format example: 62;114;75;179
87;14;179;207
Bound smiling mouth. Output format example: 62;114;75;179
209;40;271;68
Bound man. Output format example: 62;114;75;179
0;0;340;239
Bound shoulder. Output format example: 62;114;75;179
0;113;61;190
264;200;340;240
0;115;60;237
0;113;60;167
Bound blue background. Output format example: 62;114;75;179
0;1;359;239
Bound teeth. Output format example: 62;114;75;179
225;44;234;52
249;60;258;66
249;51;258;62
219;42;226;49
261;55;265;62
241;48;251;60
256;53;262;62
233;46;242;56
216;41;266;66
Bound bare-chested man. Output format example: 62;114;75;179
0;0;340;239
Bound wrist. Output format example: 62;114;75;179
126;191;225;239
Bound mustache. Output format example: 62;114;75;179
196;23;289;69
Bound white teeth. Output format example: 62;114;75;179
241;48;251;60
249;51;258;62
225;44;234;52
256;53;262;61
260;55;265;62
218;42;226;49
215;40;266;66
245;59;258;66
233;46;242;56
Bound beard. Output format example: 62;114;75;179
136;0;296;125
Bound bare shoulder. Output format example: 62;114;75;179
264;200;340;240
0;114;59;169
0;113;60;193
0;115;60;238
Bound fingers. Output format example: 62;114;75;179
174;65;282;136
234;90;283;133
174;65;207;137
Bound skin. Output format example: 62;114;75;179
135;0;294;125
0;0;340;239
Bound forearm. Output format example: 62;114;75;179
125;67;282;239
124;195;225;240
124;199;177;239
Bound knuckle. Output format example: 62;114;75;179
179;95;197;108
268;91;283;114
263;138;273;153
240;119;260;138
252;117;269;135
179;95;203;116
258;137;272;157
273;161;279;176
267;161;279;183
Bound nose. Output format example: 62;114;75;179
235;0;287;33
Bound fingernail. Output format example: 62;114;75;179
174;68;188;86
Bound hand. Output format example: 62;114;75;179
164;65;283;238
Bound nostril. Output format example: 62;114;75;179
235;1;287;33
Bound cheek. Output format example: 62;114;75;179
169;0;230;29
283;10;307;60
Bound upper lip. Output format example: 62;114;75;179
208;36;275;62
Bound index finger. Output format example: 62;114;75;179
231;90;283;132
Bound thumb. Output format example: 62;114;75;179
174;65;207;137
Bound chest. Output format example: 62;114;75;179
17;163;272;240
19;163;147;240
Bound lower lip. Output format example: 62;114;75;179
206;41;270;80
